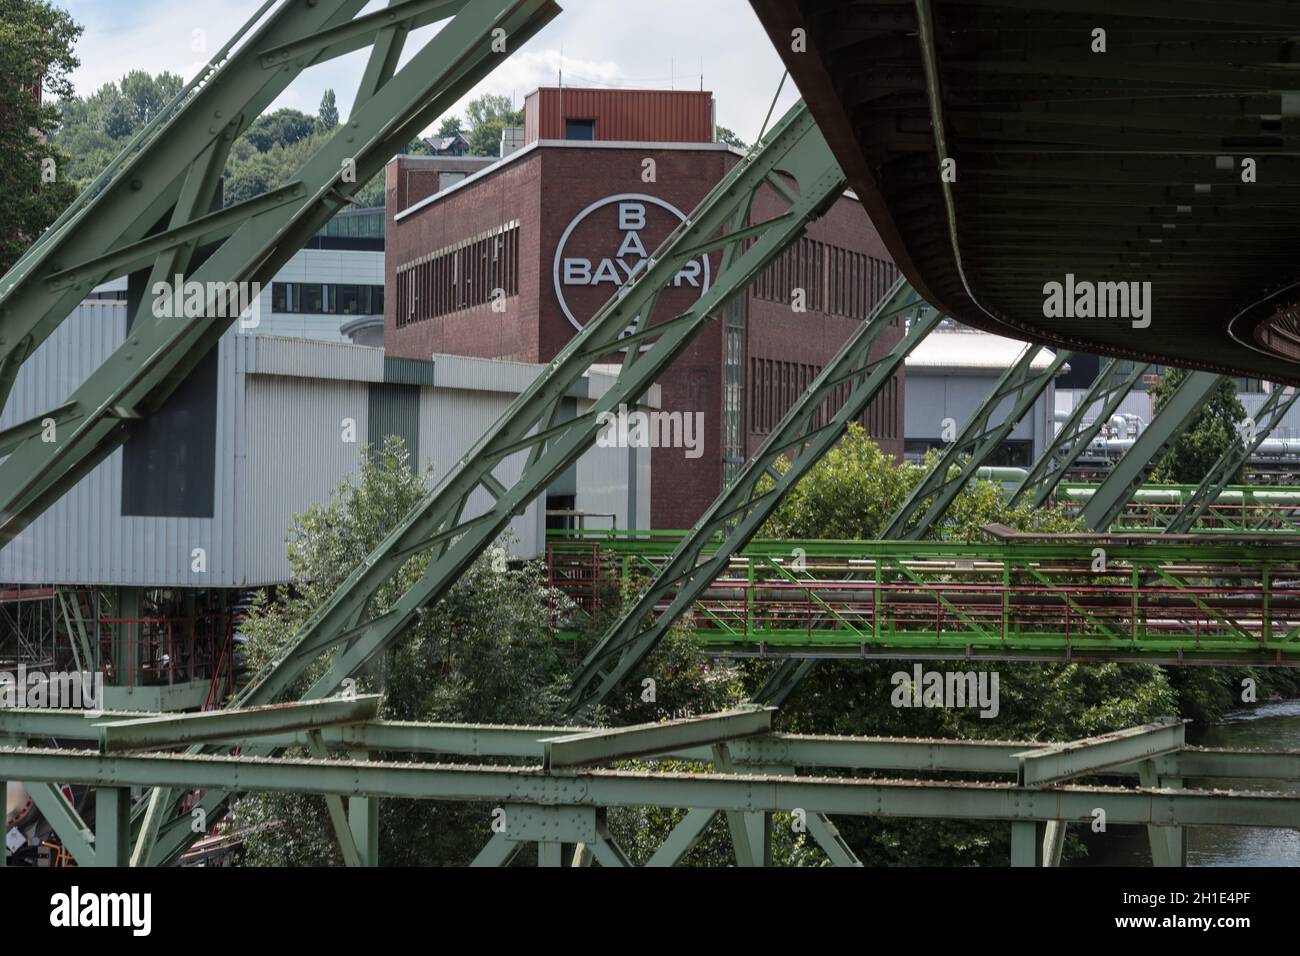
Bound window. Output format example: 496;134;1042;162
271;282;384;315
565;118;595;140
395;221;520;327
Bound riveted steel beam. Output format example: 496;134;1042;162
542;707;773;769
97;694;382;752
1009;359;1150;509
566;280;940;715
5;746;1300;829
1016;719;1186;787
1081;371;1224;531
883;343;1071;539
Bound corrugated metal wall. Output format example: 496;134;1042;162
0;303;244;586
241;374;370;585
525;88;714;143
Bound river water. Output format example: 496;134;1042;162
1081;699;1300;866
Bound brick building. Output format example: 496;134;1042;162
384;88;905;528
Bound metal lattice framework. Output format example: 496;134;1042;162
549;532;1300;666
882;343;1071;539
1008;358;1151;510
566;278;940;714
4;703;1300;868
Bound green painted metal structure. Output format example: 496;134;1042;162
566;278;940;715
549;531;1300;666
0;0;561;547
1009;359;1151;509
4;703;1299;867
1081;371;1225;531
882;344;1071;538
1059;481;1300;534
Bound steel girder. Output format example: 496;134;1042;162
1008;358;1150;510
882;344;1071;539
565;279;940;714
1081;371;1224;531
132;100;846;866
1165;385;1300;533
0;0;559;547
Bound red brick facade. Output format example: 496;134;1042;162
385;137;905;529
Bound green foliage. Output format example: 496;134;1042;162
435;115;464;137
234;438;575;866
464;92;521;157
317;89;339;130
714;125;747;150
244;108;318;152
51;70;184;187
0;0;81;273
1148;368;1247;484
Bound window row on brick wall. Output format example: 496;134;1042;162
749;357;899;440
751;238;900;320
395;221;520;327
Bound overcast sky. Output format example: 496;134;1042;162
53;0;801;142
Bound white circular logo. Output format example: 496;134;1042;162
552;193;711;339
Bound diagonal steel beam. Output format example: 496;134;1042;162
542;707;773;769
0;0;549;548
565;279;940;715
1081;371;1224;531
1008;358;1151;509
883;343;1071;539
1015;719;1186;787
1165;384;1300;533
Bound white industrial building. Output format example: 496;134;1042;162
904;325;1063;466
0;301;652;589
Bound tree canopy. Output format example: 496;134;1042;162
0;0;82;273
1148;367;1248;484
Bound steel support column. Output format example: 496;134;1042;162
94;787;130;868
566;279;939;714
1165;384;1300;533
882;344;1071;539
1008;359;1150;509
1081;371;1224;531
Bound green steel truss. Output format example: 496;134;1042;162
1081;371;1224;531
882;344;1071;539
0;0;564;547
120;99;848;866
1009;358;1150;510
1058;481;1300;534
548;532;1300;666
4;704;1299;868
565;279;941;714
1165;385;1300;533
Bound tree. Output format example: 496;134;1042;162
243;108;319;152
317;89;339;129
1148;368;1247;484
436;115;464;137
464;92;522;157
234;438;576;866
0;0;81;273
714;125;747;150
51;71;185;186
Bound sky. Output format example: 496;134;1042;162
52;0;801;142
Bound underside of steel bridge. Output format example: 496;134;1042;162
750;0;1300;383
